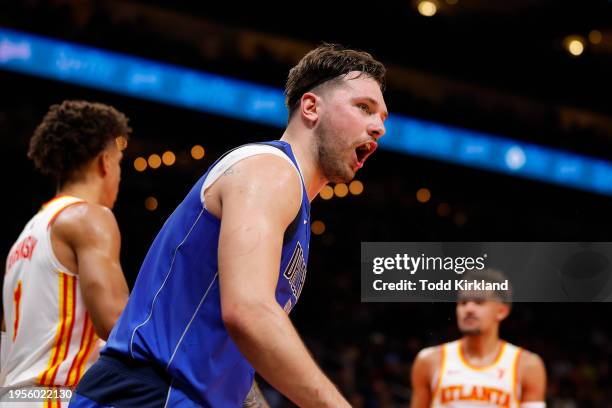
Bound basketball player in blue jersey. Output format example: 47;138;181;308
70;43;388;407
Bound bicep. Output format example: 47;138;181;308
217;201;284;304
410;353;433;408
216;157;302;309
75;213;123;293
70;209;127;318
520;353;547;401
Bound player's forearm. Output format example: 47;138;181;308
223;302;349;408
89;304;122;340
86;290;128;340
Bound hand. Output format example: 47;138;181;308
242;380;271;408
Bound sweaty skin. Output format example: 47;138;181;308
51;202;128;340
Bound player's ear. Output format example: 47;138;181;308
97;150;111;176
300;92;320;127
496;302;511;322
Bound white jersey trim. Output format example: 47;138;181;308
44;196;86;277
200;144;304;209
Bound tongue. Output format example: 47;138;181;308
355;151;365;168
357;148;367;162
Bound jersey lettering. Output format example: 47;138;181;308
440;385;512;407
7;236;38;271
283;242;307;299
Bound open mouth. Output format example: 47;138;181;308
354;140;378;168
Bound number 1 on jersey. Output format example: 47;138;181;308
13;280;22;342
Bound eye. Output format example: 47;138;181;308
357;103;370;113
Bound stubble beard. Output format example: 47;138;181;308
314;116;354;184
460;327;482;336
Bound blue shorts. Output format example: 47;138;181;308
69;351;171;408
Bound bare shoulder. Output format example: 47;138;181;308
414;345;442;367
518;348;546;373
221;153;301;192
216;153;303;219
413;345;443;373
52;202;119;242
411;345;443;390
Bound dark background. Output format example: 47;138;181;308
1;1;611;406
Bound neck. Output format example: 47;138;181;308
280;127;328;202
462;329;500;359
58;178;103;206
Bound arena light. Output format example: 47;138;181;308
437;202;451;217
505;146;526;171
453;211;467;226
563;35;585;56
319;185;334;200
334;183;349;198
2;27;612;197
311;220;326;235
417;0;438;17
416;188;431;203
349;180;364;195
588;30;602;45
144;196;158;211
148;154;161;169
191;145;205;160
568;40;584;56
133;157;147;172
162;151;176;166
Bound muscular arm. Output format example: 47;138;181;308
54;204;129;340
410;347;439;408
215;155;349;408
519;351;546;402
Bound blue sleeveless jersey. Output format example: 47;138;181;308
104;141;310;407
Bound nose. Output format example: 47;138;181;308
368;119;385;140
465;301;480;312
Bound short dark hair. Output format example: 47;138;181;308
285;43;386;118
28;100;131;185
458;268;513;304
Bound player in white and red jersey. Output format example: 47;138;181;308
0;101;130;406
410;269;546;408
